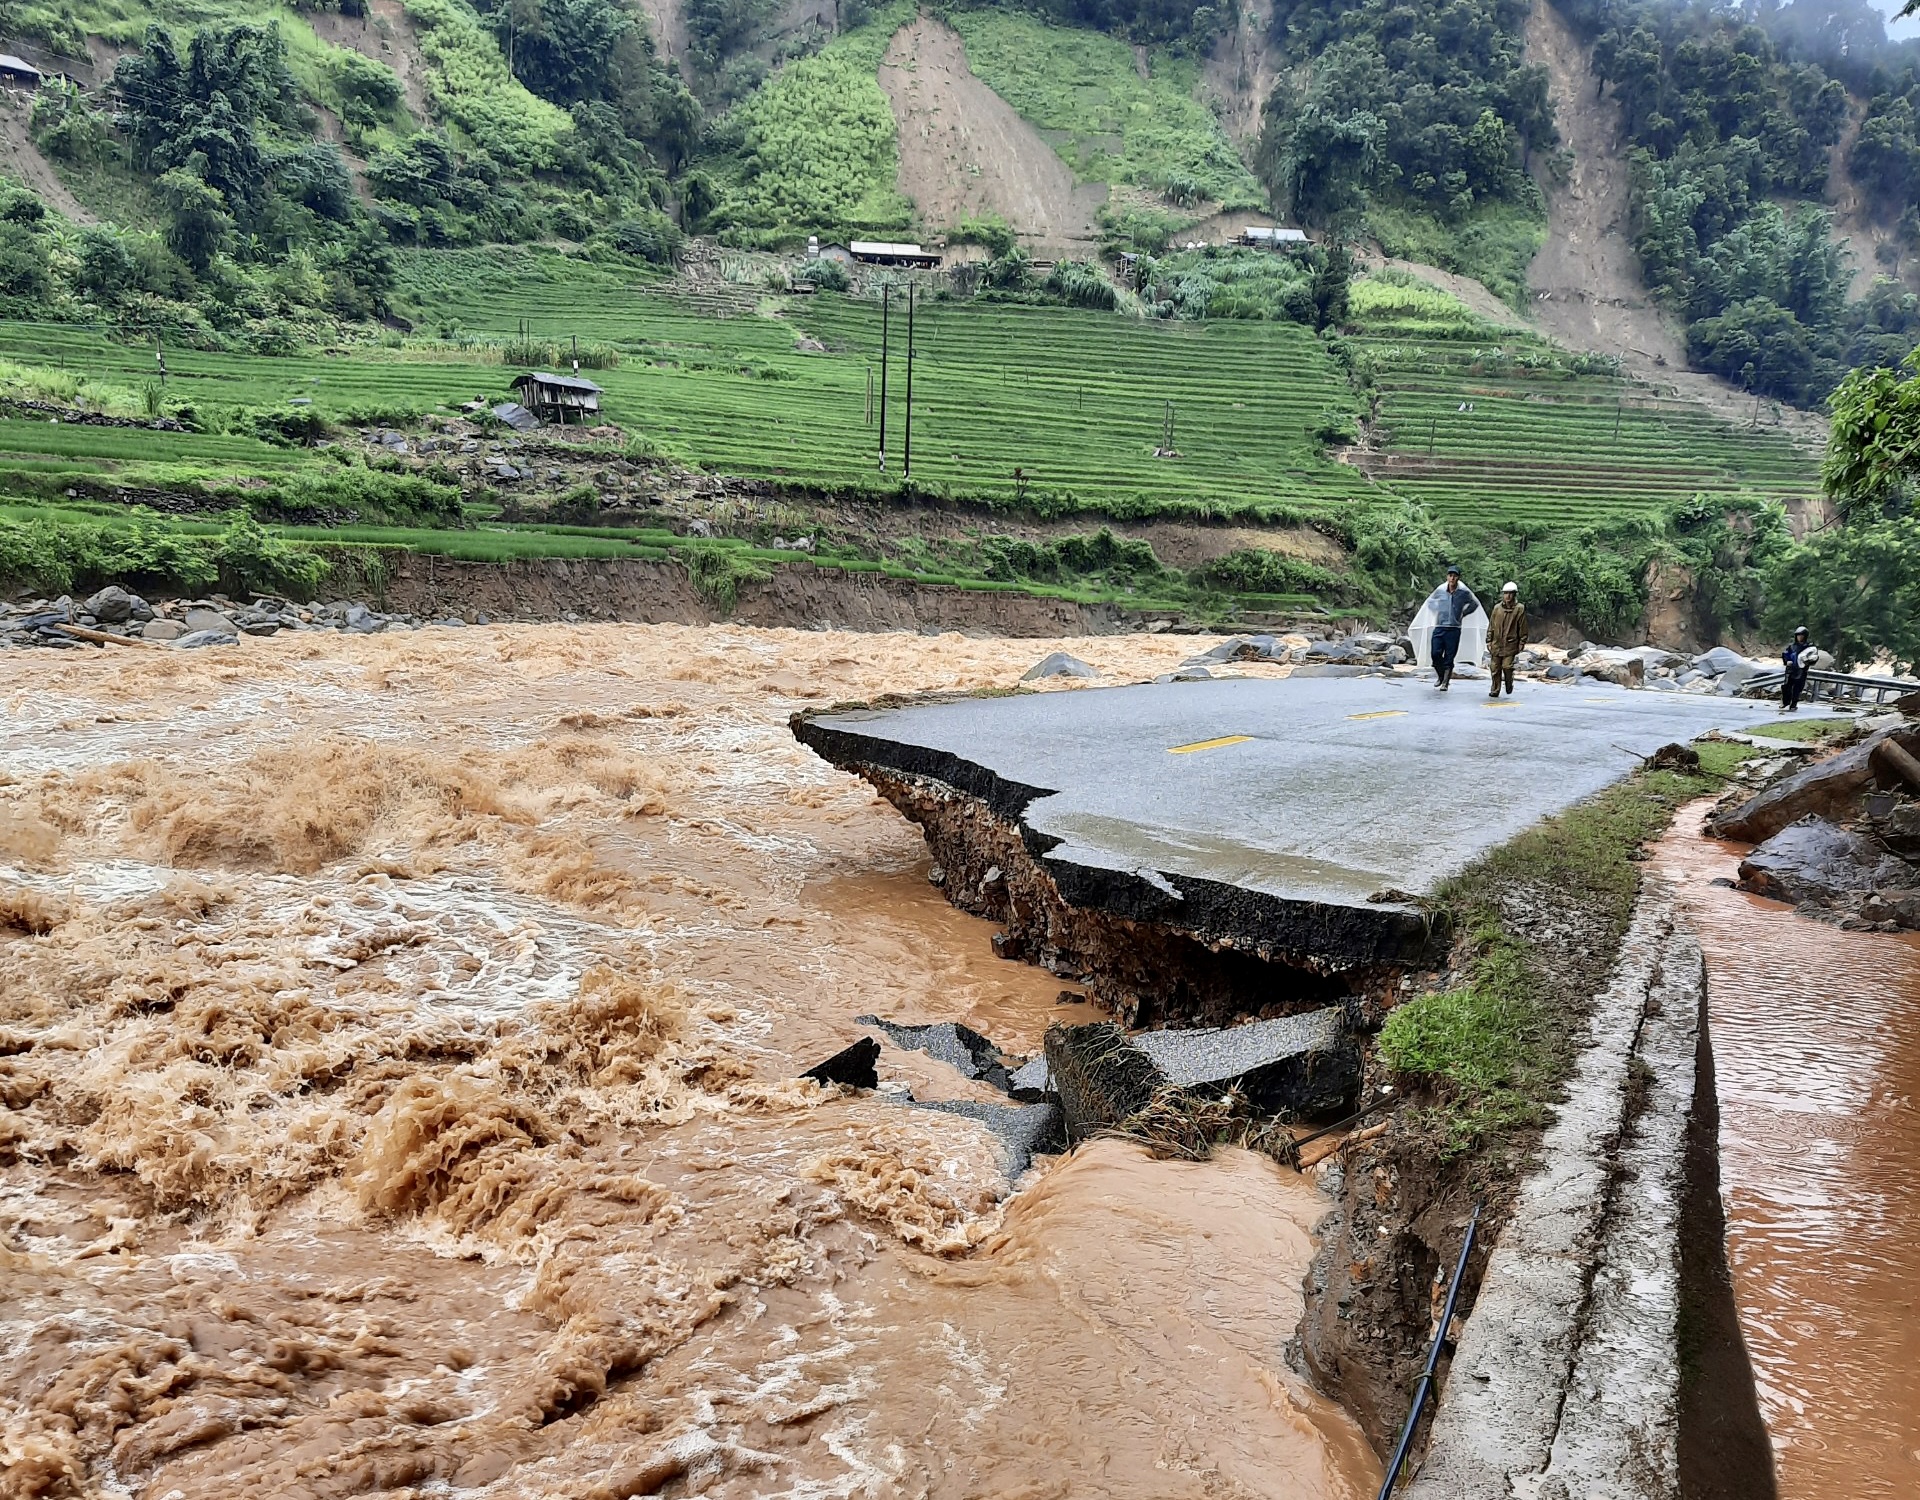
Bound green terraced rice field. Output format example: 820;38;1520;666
0;252;1823;538
1357;341;1817;524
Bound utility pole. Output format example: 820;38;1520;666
878;286;890;473
155;333;166;394
903;283;915;479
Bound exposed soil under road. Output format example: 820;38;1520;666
878;15;1105;256
0;624;1380;1499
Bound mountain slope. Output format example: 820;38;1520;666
878;14;1103;256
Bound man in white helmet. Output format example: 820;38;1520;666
1486;580;1527;698
1781;624;1814;713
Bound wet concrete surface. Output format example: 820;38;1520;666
798;677;1776;965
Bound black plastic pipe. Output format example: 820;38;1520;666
1376;1200;1482;1499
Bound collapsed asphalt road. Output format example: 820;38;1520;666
795;675;1779;1019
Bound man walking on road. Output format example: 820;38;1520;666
1487;581;1526;698
1427;565;1478;690
1781;625;1814;713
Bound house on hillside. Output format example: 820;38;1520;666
1239;226;1309;251
849;241;942;269
509;372;603;424
0;54;44;88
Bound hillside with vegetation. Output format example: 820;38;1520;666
0;0;1915;661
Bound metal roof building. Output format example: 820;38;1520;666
849;240;942;268
509;372;603;424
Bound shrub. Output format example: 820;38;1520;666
604;210;683;264
1042;260;1117;311
795;256;849;291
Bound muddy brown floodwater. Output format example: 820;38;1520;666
1656;804;1920;1499
0;624;1378;1500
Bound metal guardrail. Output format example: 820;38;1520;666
1376;1201;1483;1498
1738;668;1919;704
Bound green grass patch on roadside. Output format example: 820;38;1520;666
1379;739;1767;1160
1746;717;1856;742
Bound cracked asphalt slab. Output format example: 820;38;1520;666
795;676;1776;957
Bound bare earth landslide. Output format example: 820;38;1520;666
879;15;1105;257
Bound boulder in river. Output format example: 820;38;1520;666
1736;816;1916;907
1021;651;1098;682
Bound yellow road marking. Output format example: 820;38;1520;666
1481;700;1519;707
1346;710;1407;721
1168;734;1253;754
1582;697;1616;703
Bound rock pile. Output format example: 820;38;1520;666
0;589;482;650
1711;714;1920;931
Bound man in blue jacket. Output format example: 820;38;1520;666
1429;565;1479;690
1781;625;1814;713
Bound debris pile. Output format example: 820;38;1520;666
805;1006;1360;1174
1709;709;1920;931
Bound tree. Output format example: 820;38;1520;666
159;165;233;272
1309;241;1352;330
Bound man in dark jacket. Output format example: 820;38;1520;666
1428;565;1479;690
1781;625;1814;713
1486;581;1527;698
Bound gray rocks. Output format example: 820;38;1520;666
182;605;237;634
1021;651;1098;682
1737;816;1915;906
1710;727;1920;843
1198;634;1285;663
140;619;188;642
173;628;237;650
1155;666;1213;682
83;585;150;624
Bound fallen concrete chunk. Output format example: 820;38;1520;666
1044;1008;1359;1142
1736;817;1915;906
1044;1022;1165;1140
1008;1053;1052;1101
1021;651;1098;682
857;1015;1019;1092
801;1036;880;1089
912;1099;1064;1176
1133;1009;1360;1116
1709;727;1920;843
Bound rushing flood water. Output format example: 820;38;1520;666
0;624;1378;1498
1655;805;1920;1499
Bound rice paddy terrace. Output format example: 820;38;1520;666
1350;338;1817;527
0;250;1825;610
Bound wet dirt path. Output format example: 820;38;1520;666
1655;805;1920;1498
0;624;1378;1499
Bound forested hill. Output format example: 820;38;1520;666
8;0;1920;407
